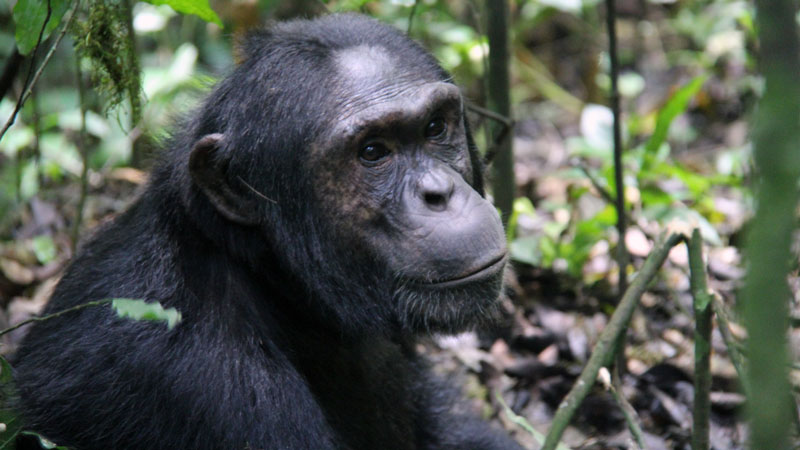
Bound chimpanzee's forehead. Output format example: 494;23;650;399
334;45;398;81
330;45;444;118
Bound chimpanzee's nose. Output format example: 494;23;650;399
417;169;455;212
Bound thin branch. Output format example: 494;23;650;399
123;0;144;167
467;102;513;128
72;53;90;249
32;84;42;188
688;228;712;450
604;0;628;295
0;299;112;338
407;0;419;35
0;0;79;143
577;163;615;203
3;0;51;142
467;103;515;165
600;368;648;449
542;233;686;450
495;391;570;450
710;293;747;394
7;0;50;197
575;163;647;241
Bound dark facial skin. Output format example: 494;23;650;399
312;45;508;332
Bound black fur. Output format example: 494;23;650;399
13;14;520;450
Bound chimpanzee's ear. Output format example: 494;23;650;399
189;134;259;226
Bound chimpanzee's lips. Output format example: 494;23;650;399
421;253;507;288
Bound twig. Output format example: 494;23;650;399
576;163;647;239
578;164;615;204
467;103;515;165
0;0;79;143
710;293;747;395
467;103;513;128
709;293;800;439
494;391;570;450
72;53;90;249
123;0;144;167
16;0;51;118
688;228;712;450
31;84;42;189
407;0;419;35
599;368;648;449
604;0;628;296
0;299;112;338
542;232;686;450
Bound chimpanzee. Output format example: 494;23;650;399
12;13;521;450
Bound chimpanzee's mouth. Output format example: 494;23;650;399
419;253;507;289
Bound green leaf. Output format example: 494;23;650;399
644;75;708;154
111;299;182;330
506;197;536;241
31;235;56;265
510;236;542;266
143;0;222;26
12;0;70;55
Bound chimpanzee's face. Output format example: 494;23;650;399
311;45;508;333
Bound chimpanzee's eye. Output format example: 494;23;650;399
359;143;391;163
424;118;447;139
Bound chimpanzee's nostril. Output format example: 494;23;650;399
424;192;448;211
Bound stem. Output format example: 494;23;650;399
466;102;516;166
577;164;643;238
32;84;42;189
688;229;711;450
744;0;800;448
542;233;685;450
495;391;570;450
72;54;89;250
485;0;514;224
407;0;419;34
122;0;143;167
604;0;628;294
606;371;648;449
0;299;112;338
710;294;747;395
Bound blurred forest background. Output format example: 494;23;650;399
0;0;798;449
